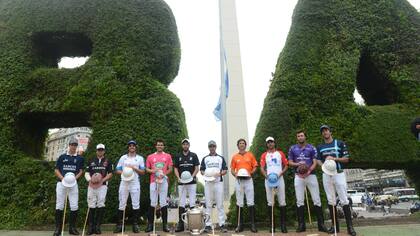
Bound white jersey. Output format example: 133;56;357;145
200;154;227;183
116;154;145;184
261;150;287;175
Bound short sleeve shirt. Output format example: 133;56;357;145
288;144;317;175
316;139;349;171
230;151;258;175
146;152;173;183
200;153;228;182
86;156;113;185
260;150;288;175
55;152;84;180
174;151;200;185
116;154;145;183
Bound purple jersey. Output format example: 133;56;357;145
288;144;317;174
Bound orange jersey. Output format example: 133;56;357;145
230;151;258;174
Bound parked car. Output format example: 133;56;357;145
410;201;420;214
374;194;398;205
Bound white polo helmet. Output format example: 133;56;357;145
203;168;219;182
237;168;250;177
62;172;77;188
121;167;135;181
322;159;338;176
180;171;193;184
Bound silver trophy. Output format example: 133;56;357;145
181;207;210;235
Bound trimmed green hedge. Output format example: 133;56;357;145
228;0;420;227
0;0;186;229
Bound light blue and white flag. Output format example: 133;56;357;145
213;46;229;121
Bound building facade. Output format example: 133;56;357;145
45;127;92;161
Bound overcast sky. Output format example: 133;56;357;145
60;0;420;159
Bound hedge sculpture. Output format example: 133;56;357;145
0;0;186;228
229;0;420;226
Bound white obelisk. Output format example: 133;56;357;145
219;0;249;201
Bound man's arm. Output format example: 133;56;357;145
55;169;64;180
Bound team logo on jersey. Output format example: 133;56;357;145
74;159;77;164
190;157;192;161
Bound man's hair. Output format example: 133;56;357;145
155;139;165;146
237;138;247;146
296;129;306;136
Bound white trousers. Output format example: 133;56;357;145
204;181;225;226
178;184;197;208
150;179;168;207
56;182;78;211
235;178;254;207
118;181;140;210
87;185;108;208
322;172;349;206
264;176;286;206
294;174;321;207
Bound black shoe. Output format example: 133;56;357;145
234;206;244;232
175;207;185;232
327;205;340;233
161;206;170;232
204;225;212;233
248;206;258;233
53;209;64;236
113;210;124;233
343;205;357;236
69;210;80;235
296;206;306;232
314;205;329;232
279;206;288;233
145;206;155;233
132;209;140;233
87;208;95;235
95;207;105;234
220;225;228;233
267;205;275;233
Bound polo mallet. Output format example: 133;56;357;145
271;187;275;236
121;182;129;236
305;186;313;226
330;175;337;236
232;178;245;236
81;206;90;236
61;189;69;236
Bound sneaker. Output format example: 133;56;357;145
204;226;212;233
220;225;228;233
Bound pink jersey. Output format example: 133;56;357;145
146;152;173;183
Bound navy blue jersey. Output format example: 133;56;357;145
316;139;349;171
55;153;84;179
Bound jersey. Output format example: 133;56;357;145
288;144;317;175
116;154;145;183
200;153;228;182
260;150;288;175
316;139;349;172
174;151;200;185
230;151;258;175
86;156;113;185
146;152;173;183
55;152;84;180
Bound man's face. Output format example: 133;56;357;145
69;143;78;153
208;145;216;153
128;144;136;153
156;142;164;152
96;149;105;157
322;128;331;139
182;142;190;152
416;124;420;130
297;132;306;144
266;140;275;149
237;140;247;151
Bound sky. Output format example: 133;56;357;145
59;0;420;160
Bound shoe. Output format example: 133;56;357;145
220;225;228;233
175;207;185;232
204;225;212;233
53;209;63;236
248;206;258;233
296;206;306;232
68;210;80;235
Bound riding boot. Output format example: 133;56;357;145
113;210;124;233
314;205;329;232
145;206;155;232
296;206;306;232
234;206;244;232
343;204;357;236
132;209;140;233
69;210;80;235
161;206;170;232
327;204;340;233
87;208;95;235
175;207;185;232
249;206;258;233
95;207;105;234
53;209;63;236
279;206;288;233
